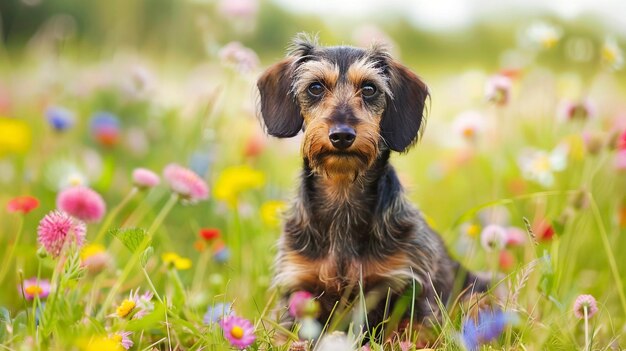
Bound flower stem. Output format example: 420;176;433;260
0;216;24;284
96;193;178;319
584;306;589;351
93;187;139;244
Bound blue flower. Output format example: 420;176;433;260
461;308;516;351
213;247;230;263
46;106;75;131
203;302;233;324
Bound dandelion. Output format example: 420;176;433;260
601;37;624;70
132;168;160;189
56;186;106;222
80;244;111;274
203;302;233;324
0;117;31;156
219;315;256;349
37;210;86;258
214;165;265;206
452;110;488;143
525;22;562;49
200;228;221;241
113;289;154;319
90;112;121;147
480;224;507;252
260;200;286;227
484;74;512;105
45;106;75;132
518;145;568;187
20;278;51;300
219;42;260;74
461;308;516;351
7;195;39;214
162;252;192;270
557;99;596;122
163;163;209;203
110;331;133;350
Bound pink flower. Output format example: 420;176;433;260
614;150;626;171
37;210;86;258
218;0;258;20
56;186;106;222
480;224;507;252
20;278;51;300
505;227;526;247
288;291;314;318
219;42;260;74
557;99;596;122
219;315;256;349
573;294;598;319
132;168;160;189
163;163;209;203
111;331;134;350
485;74;512;105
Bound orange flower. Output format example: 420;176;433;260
7;196;39;214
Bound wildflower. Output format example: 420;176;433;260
518;145;568;187
480;224;507;252
525;22;562;49
461;308;516;351
194;240;207;252
162;252;192;270
163;163;209;203
317;332;354;351
484;74;512;105
213;242;230;263
189;151;214;178
299;317;322;340
132;168;160;189
20;278;51;300
219;315;256;349
83;336;124;351
219;42;260;74
460;222;481;238
244;132;266;158
533;219;555;241
615;150;626;171
582;131;605;155
45;106;75;132
80;244;111;274
601;37;624;70
203;302;233;324
505;227;526;247
91;112;120;147
452;110;488;143
200;228;221;241
38;210;86;258
288;291;319;319
499;250;515;271
260;200;286;227
573;294;598;319
110;331;133;350
0;117;31;155
114;289;154;319
214;165;265;206
217;0;258;20
7;195;39;214
557;99;596;122
616;130;626;150
56;186;106;222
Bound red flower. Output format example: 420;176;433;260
499;250;515;271
618;130;626;151
7;196;39;214
533;219;555;241
200;228;221;241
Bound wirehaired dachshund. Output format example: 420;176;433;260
257;35;490;340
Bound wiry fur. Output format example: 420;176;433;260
257;36;489;339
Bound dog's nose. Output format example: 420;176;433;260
329;125;356;150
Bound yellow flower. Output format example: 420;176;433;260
465;223;481;238
214;165;265;206
0;118;31;156
260;200;286;227
161;252;192;270
81;244;106;261
564;134;585;161
82;336;124;351
116;299;136;318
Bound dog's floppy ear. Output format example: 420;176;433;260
257;58;303;138
380;60;429;152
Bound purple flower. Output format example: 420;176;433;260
46;106;75;132
461;309;515;351
219;315;256;349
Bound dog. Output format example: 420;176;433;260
257;35;490;340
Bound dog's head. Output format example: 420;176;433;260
257;35;429;178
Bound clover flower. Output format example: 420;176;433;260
573;294;598;319
480;224;507;252
37;210;86;258
20;278;51;300
219;315;256;349
56;186;106;222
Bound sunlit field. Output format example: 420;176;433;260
1;1;626;350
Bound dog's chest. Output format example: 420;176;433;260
275;250;411;294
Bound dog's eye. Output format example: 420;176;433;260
307;82;324;97
361;83;377;98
